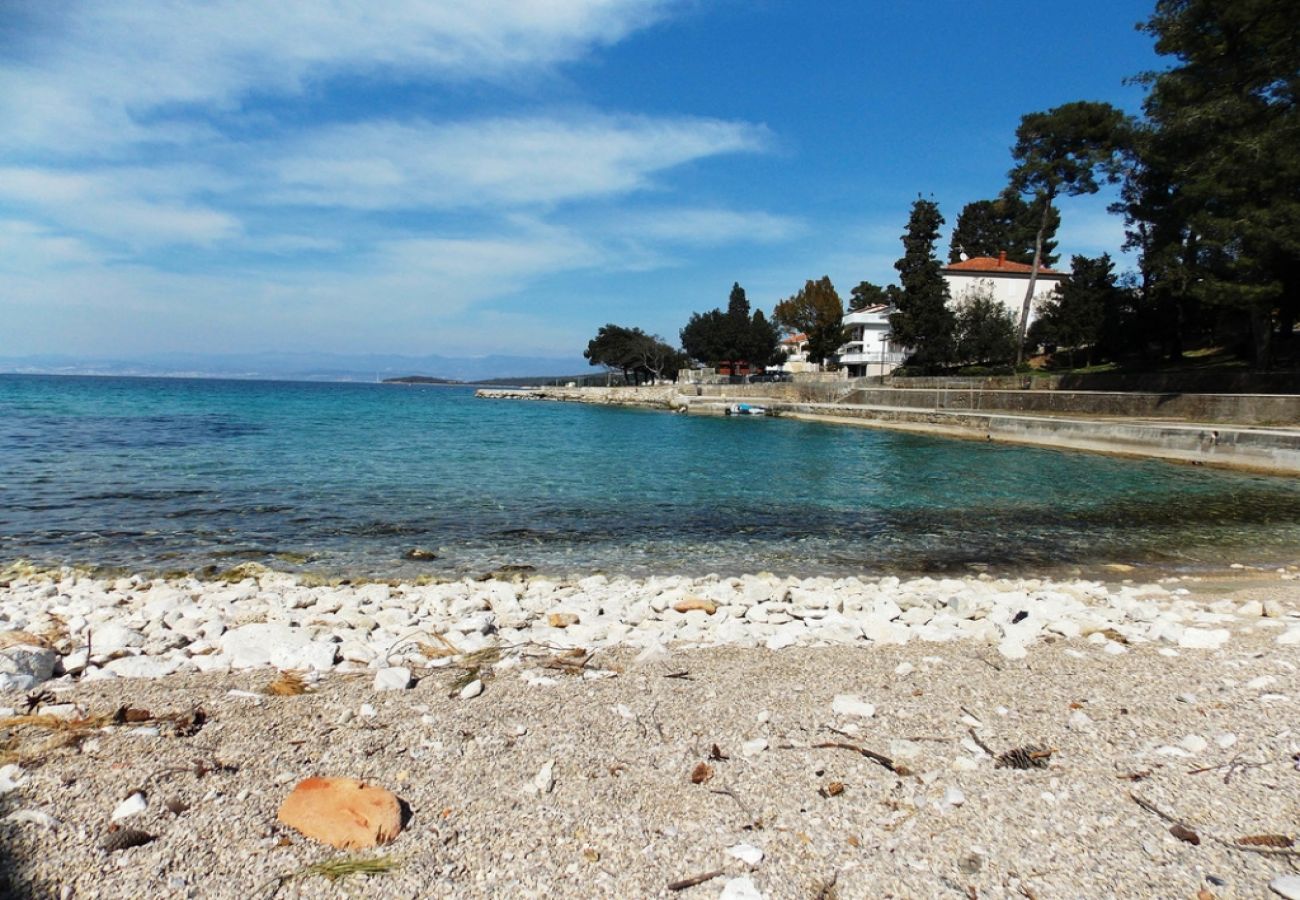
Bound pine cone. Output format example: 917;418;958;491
995;744;1052;770
101;828;155;852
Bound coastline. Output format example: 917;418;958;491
476;386;1300;476
0;565;1298;897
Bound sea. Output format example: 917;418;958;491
2;373;1299;581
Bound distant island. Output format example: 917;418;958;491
385;373;597;387
382;375;463;385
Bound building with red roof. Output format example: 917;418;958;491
941;250;1066;328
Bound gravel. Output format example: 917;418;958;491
0;568;1296;897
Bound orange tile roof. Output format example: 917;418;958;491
781;333;808;344
942;251;1065;277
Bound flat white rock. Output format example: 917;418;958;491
742;738;769;757
1177;628;1230;650
727;843;764;865
458;678;484;700
0;764;25;795
103;656;180;679
3;809;58;829
111;791;147;821
831;694;875;719
526;759;556;795
719;876;765;900
373;666;412;692
1272;875;1300;900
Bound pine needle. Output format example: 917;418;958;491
302;856;400;881
258;855;400;898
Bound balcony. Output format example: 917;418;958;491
837;350;908;366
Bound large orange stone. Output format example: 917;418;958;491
276;777;403;849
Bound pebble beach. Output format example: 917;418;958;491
1;564;1299;898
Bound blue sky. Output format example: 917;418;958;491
0;0;1161;363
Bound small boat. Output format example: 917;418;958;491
724;403;769;416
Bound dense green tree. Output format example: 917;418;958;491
680;282;780;370
680;309;729;367
773;276;848;366
584;324;684;384
1007;101;1132;363
747;309;783;368
947;189;1060;266
954;291;1019;367
889;198;956;371
848;280;892;311
1033;254;1122;366
1133;0;1300;366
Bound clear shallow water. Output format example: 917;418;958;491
2;374;1299;579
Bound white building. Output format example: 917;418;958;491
777;333;822;373
941;251;1066;328
838;304;908;378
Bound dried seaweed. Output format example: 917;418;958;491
1234;834;1294;848
690;762;713;785
265;672;308;696
260;855;401;898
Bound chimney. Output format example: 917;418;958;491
997;250;1006;267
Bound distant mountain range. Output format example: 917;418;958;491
0;351;590;383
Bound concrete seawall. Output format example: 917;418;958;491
476;386;1300;475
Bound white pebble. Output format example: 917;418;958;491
742;738;769;757
727;843;764;865
458;679;484;700
719;876;764;900
831;695;875;719
110;792;147;821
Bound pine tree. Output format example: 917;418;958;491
1135;0;1300;366
948;190;1060;267
889;198;956;372
1008;102;1131;364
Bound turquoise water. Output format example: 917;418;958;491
2;374;1299;579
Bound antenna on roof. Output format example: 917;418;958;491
958;245;969;262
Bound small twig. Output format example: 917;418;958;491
811;742;903;774
649;701;666;743
1186;753;1266;784
967;728;997;758
667;869;724;892
709;787;754;822
976;655;1003;672
959;705;982;725
663;671;693;680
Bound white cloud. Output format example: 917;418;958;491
0;220;107;271
0;166;240;248
613;208;803;245
0;0;677;156
267;115;766;209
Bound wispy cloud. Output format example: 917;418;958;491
266;115;767;210
0;166;241;248
612;208;804;246
0;1;679;157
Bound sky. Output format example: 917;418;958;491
0;0;1164;364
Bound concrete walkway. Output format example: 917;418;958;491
476;386;1300;475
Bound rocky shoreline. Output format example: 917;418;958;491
2;566;1299;691
1;565;1299;898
